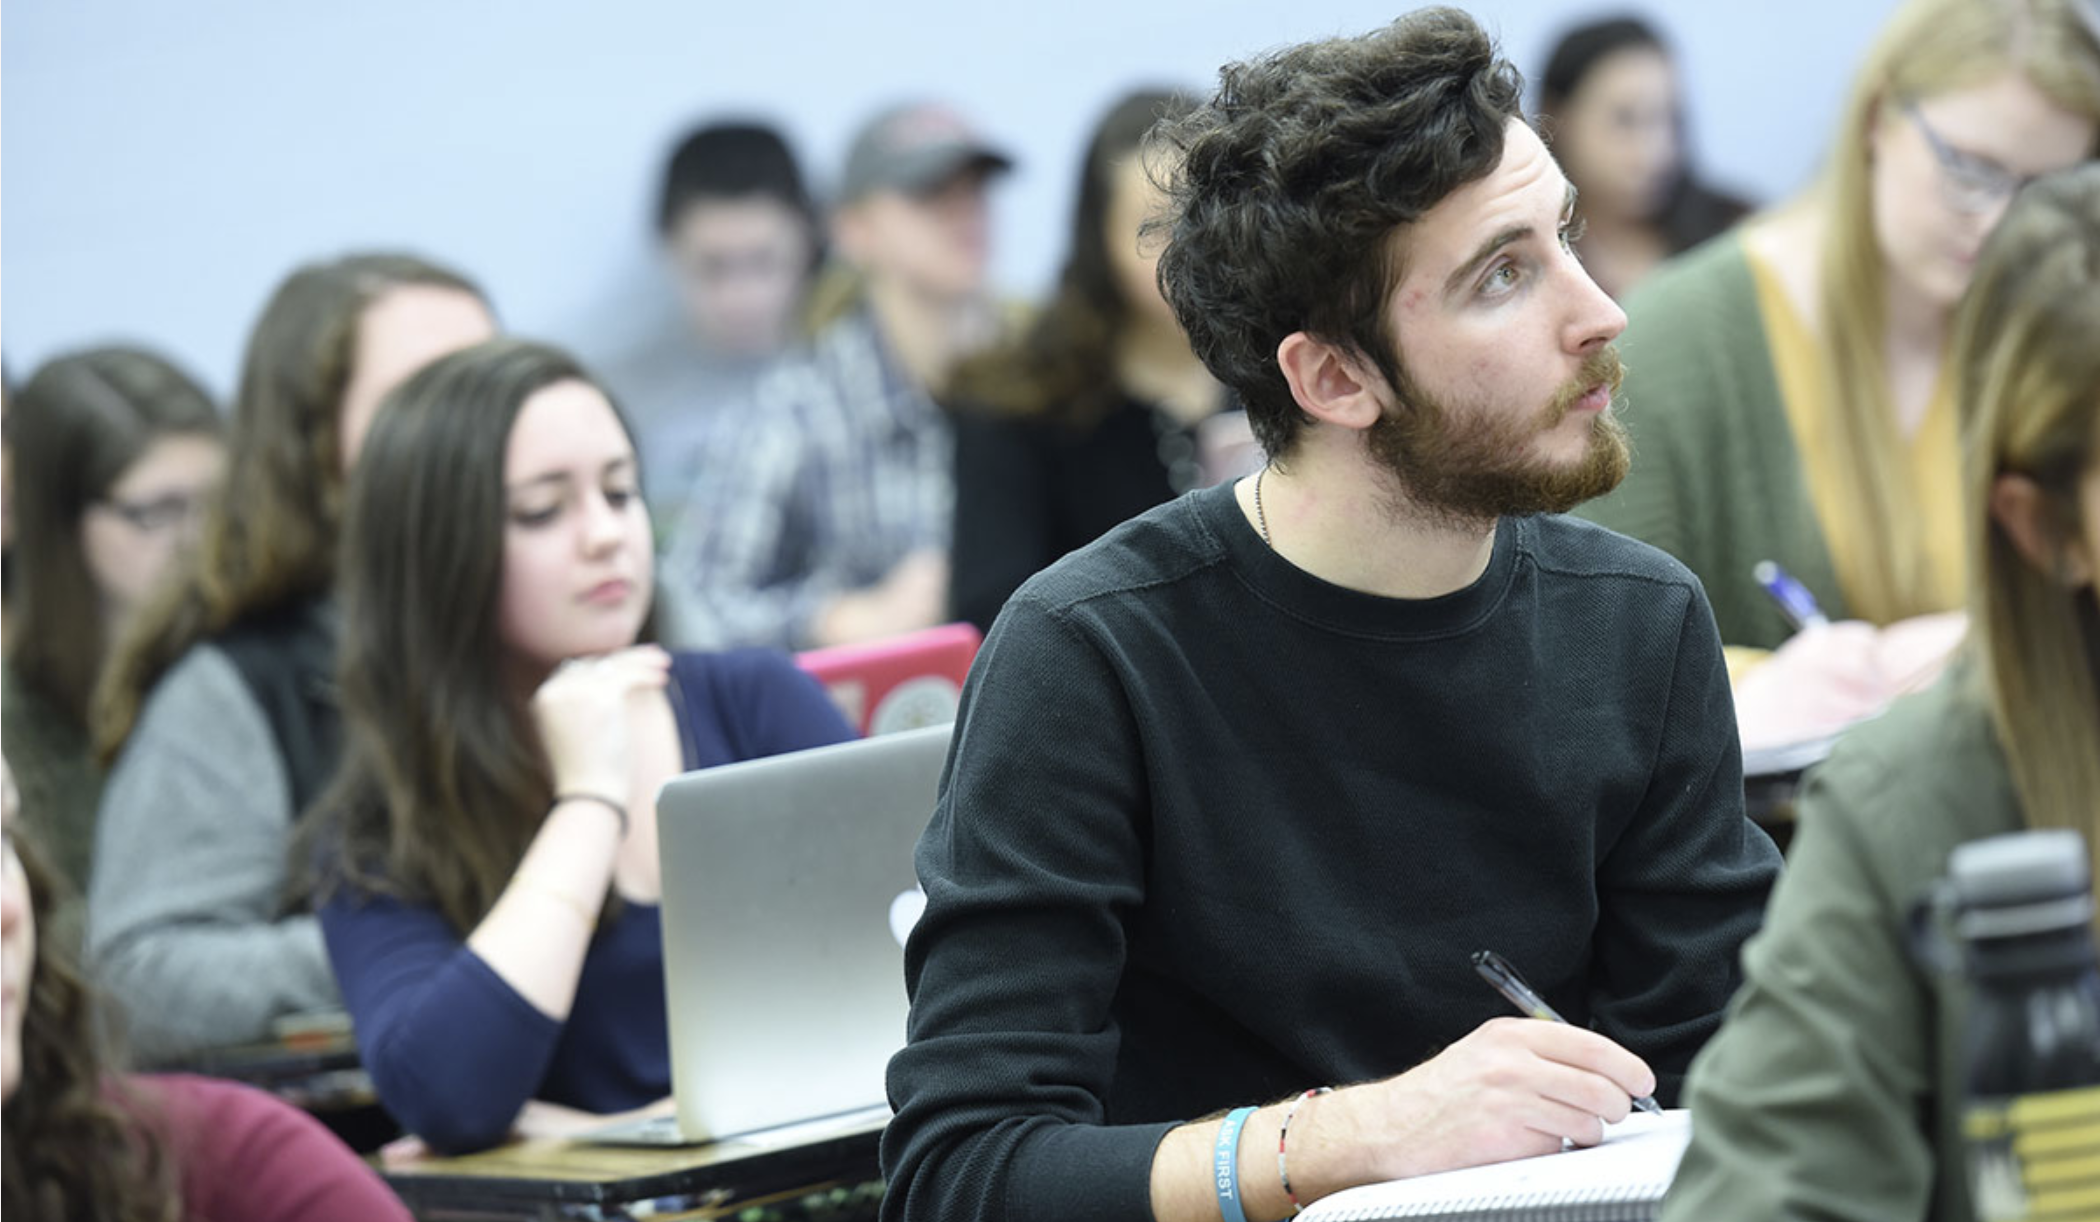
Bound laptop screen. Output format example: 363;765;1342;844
653;722;953;1141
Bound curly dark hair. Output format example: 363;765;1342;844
1152;6;1525;459
1;813;177;1222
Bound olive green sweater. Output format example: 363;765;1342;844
1662;670;2023;1222
1577;234;1845;650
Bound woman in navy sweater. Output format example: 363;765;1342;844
302;339;853;1153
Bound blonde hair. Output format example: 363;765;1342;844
1816;0;2100;623
1957;163;2100;889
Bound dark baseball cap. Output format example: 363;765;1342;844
838;102;1014;203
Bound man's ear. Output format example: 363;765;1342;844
1275;332;1387;431
1991;472;2095;586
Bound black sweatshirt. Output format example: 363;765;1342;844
882;480;1781;1222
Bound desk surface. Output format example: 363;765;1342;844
383;1115;885;1215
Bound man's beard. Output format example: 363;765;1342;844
1363;346;1631;529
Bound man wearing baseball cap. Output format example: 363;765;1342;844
837;102;1014;203
662;100;1014;652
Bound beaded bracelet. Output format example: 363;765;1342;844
1278;1086;1333;1214
1213;1106;1257;1222
553;792;630;838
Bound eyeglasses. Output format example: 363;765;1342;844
1902;100;2029;215
95;492;203;534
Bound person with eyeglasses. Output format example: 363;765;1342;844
87;255;496;1066
1661;161;2100;1222
1578;0;2100;757
0;347;223;940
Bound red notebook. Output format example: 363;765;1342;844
795;622;983;737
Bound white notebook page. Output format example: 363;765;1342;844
1298;1109;1691;1222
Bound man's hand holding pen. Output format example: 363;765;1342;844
1295;1018;1659;1188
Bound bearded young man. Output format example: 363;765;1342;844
879;11;1781;1222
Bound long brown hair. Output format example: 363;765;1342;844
91;253;486;763
5;348;221;729
1812;0;2100;623
1957;164;2100;891
306;339;648;934
947;89;1190;428
1;780;177;1222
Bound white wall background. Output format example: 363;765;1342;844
2;1;1894;395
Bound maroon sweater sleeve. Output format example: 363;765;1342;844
135;1074;412;1222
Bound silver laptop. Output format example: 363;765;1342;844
592;722;951;1146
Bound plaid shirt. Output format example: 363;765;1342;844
660;308;954;650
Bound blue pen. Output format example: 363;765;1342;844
1472;950;1664;1117
1752;560;1829;632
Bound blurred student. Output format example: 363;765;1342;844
1663;163;2100;1222
604;121;820;529
945;89;1237;633
1578;0;2099;746
2;348;223;909
304;339;853;1154
1;754;414;1222
87;254;495;1064
1536;16;1752;299
663;101;1012;651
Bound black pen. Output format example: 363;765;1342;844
1471;949;1663;1116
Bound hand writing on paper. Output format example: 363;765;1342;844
1347;1017;1656;1178
1874;611;1967;694
1734;613;1967;752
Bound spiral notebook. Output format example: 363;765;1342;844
1298;1109;1690;1222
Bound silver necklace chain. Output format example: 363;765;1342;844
1254;464;1272;548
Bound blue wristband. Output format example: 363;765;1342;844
1214;1106;1257;1222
